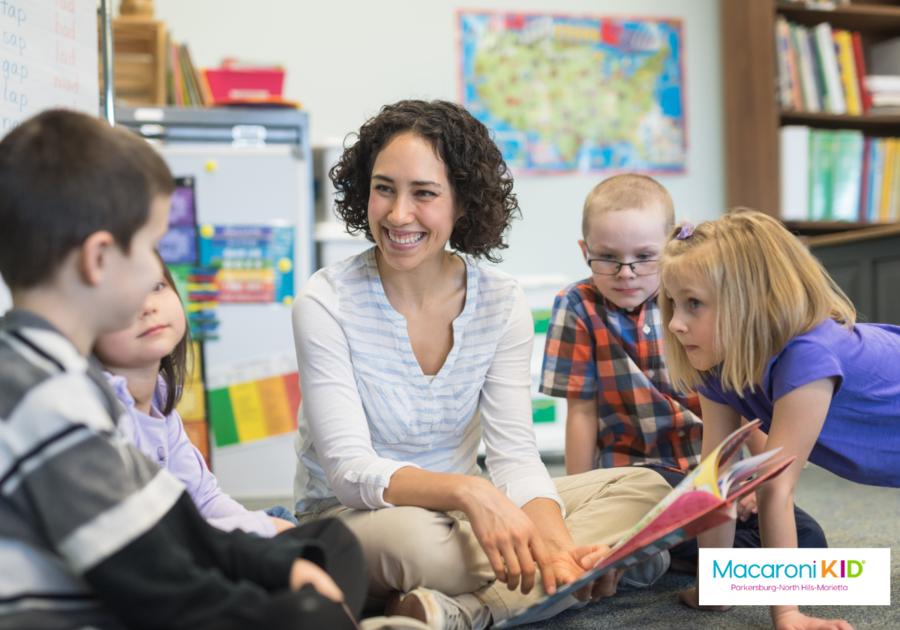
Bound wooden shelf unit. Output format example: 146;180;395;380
722;0;900;236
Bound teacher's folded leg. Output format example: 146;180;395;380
475;467;671;626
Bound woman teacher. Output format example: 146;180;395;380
291;100;671;630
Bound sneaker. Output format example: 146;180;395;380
360;616;433;630
618;549;671;590
393;587;489;630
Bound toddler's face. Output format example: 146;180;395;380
95;262;186;370
665;275;723;371
579;207;668;311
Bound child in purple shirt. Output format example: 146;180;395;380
95;253;296;537
659;209;900;630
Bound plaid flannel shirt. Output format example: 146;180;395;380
539;279;703;472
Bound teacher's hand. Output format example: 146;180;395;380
460;477;556;596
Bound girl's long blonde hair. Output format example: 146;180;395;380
658;209;855;394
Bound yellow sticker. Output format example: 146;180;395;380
278;257;293;273
282;295;293;306
200;224;215;238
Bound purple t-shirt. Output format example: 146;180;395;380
697;319;900;487
105;372;277;537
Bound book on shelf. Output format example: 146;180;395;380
831;130;864;221
780;126;899;223
780;126;811;221
814;23;846;114
809;129;835;220
493;420;794;630
166;41;208;107
776;19;871;116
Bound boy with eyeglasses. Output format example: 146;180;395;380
540;175;827;573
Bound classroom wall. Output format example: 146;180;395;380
153;0;725;284
0;1;724;314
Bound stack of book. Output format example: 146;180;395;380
775;17;869;115
866;76;900;114
781;126;900;224
167;41;212;107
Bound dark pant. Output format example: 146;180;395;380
267;518;370;628
640;464;828;565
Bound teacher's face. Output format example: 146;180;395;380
368;133;458;272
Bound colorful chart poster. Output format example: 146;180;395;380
198;224;295;304
207;352;301;448
460;12;686;174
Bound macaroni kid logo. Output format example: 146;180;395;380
699;549;890;606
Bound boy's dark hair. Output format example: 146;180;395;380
329;100;521;264
157;251;192;417
0;110;174;289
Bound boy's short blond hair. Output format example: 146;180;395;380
582;174;675;237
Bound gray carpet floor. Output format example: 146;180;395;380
243;463;899;629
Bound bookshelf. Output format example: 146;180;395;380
722;0;900;235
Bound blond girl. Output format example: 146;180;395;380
658;209;899;630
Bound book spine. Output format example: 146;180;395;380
835;30;862;115
868;139;885;223
814;23;846;114
859;137;872;223
809;129;835;221
799;26;824;113
879;139;895;222
885;138;900;222
171;41;183;107
776;18;793;110
851;32;871;114
831;130;864;221
800;27;827;112
780;126;811;221
786;24;804;111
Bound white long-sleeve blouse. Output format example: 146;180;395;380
291;247;563;516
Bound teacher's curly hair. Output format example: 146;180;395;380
329;99;521;263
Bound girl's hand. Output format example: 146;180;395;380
773;609;854;630
678;586;732;611
737;491;758;522
461;477;556;596
550;544;622;601
289;558;344;602
269;516;297;533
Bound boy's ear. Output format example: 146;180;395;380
78;231;116;287
578;239;589;264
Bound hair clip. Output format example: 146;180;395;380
675;221;694;240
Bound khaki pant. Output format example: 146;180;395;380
297;467;670;623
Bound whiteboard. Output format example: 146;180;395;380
1;0;100;139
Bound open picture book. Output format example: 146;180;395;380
494;419;795;629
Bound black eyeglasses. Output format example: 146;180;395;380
586;258;659;276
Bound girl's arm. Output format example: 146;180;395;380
165;408;279;537
565;399;599;475
760;377;852;630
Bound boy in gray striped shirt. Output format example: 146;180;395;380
0;111;367;630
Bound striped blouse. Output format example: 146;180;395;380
292;247;562;515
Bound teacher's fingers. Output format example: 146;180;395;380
513;538;537;595
529;536;556;596
498;539;522;592
483;541;508;585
